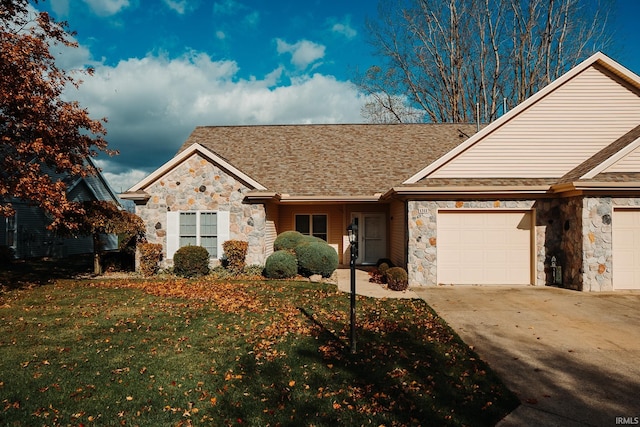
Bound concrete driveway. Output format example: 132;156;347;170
412;286;640;427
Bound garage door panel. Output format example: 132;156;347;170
613;209;640;290
437;211;533;285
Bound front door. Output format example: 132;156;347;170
352;213;386;264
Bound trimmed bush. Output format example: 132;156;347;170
376;258;395;268
173;245;210;278
378;262;390;276
264;250;298;279
139;243;163;276
222;240;249;274
294;241;339;278
273;231;307;252
386;267;409;291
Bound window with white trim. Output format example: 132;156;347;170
167;210;229;259
295;214;327;241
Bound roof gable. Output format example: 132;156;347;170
405;52;640;183
127;143;266;192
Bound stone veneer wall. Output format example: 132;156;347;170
578;196;640;291
136;154;267;267
407;199;561;287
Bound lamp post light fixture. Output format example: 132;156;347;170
347;219;358;354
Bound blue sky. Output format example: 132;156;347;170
33;0;640;192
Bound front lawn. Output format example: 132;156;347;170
0;277;518;426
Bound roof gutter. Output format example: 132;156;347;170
244;191;382;203
552;181;640;193
383;185;552;199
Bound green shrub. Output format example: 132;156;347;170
273;231;307;252
209;265;233;280
294;241;338;278
376;258;395;268
243;264;265;277
378;262;390;275
264;250;298;279
386;267;409;291
222;240;249;274
173;245;210;278
138;243;163;276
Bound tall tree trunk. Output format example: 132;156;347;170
93;233;103;275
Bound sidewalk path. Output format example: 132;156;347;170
335;268;419;299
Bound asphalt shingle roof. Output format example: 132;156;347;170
178;124;478;197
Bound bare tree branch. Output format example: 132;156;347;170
356;0;615;124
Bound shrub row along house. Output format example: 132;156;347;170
122;52;640;291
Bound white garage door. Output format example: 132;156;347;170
612;209;640;290
437;210;533;285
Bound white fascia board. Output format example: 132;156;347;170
404;52;638;184
127;143;266;192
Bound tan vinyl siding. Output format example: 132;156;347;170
604;144;640;173
431;66;640;178
264;202;279;257
389;199;406;267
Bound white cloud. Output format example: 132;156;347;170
276;39;326;69
94;159;149;193
163;0;193;14
215;30;226;40
82;0;130;16
332;22;357;39
50;0;70;17
213;0;243;15
243;10;259;27
70;52;366;191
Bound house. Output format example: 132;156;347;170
0;158;121;259
122;52;640;291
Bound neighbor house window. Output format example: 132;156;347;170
295;214;327;241
167;210;230;260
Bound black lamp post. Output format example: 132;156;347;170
347;219;358;354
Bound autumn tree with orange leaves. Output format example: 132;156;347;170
59;201;146;274
0;0;113;230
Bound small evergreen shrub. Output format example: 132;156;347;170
222;240;249;274
378;262;390;275
294;241;339;278
264;250;298;279
139;243;163;276
243;264;265;278
376;258;395;268
173;245;210;278
273;231;307;252
210;265;234;280
386;267;409;291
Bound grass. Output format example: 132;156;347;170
0;268;518;426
